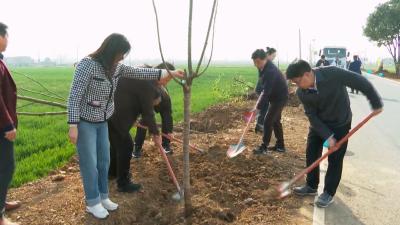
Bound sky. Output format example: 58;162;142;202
1;0;390;64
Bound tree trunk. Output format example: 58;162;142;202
397;36;400;76
183;86;193;217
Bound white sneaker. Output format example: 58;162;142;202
0;217;20;225
86;203;109;219
101;198;119;211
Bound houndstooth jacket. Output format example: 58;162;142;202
67;57;164;124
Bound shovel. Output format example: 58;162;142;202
156;143;184;201
273;111;379;199
227;92;263;158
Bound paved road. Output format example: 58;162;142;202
299;74;400;225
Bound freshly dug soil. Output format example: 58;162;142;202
7;97;310;225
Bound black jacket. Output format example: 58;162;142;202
348;60;362;74
257;61;288;110
297;66;382;140
111;78;160;135
316;59;330;67
154;87;173;133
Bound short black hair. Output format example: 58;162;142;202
0;22;8;37
286;59;312;79
155;62;175;70
251;49;267;60
321;55;326;59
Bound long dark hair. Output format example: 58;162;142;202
89;33;131;77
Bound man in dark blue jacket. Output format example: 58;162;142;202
286;60;382;208
252;49;289;154
316;55;330;67
348;55;362;94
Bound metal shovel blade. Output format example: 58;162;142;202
172;190;184;201
226;142;246;158
276;182;291;199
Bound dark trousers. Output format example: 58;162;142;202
135;127;170;149
134;126;148;149
0;136;15;218
256;101;269;128
108;113;139;187
134;118;171;149
262;100;286;148
306;122;351;196
135;100;173;149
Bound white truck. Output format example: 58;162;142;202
319;46;350;69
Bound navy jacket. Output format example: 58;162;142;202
256;61;288;110
297;66;382;140
348;60;362;74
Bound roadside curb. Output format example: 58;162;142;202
363;72;400;86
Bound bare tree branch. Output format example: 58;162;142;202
194;0;218;77
197;0;219;77
151;0;184;87
394;35;399;60
19;87;66;102
17;95;67;109
17;111;67;116
16;102;36;110
396;36;399;58
11;70;66;101
233;77;254;89
187;0;194;84
384;40;395;59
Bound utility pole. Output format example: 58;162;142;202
76;45;79;63
298;29;302;59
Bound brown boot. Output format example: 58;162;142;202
0;217;20;225
5;201;21;212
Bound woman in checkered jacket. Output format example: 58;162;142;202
67;33;183;219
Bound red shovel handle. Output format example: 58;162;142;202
136;123;203;153
157;144;182;193
163;133;204;153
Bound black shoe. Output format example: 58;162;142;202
293;185;317;196
315;192;334;208
162;144;173;154
268;146;287;153
117;182;142;193
132;145;142;158
276;147;287;153
253;144;267;155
